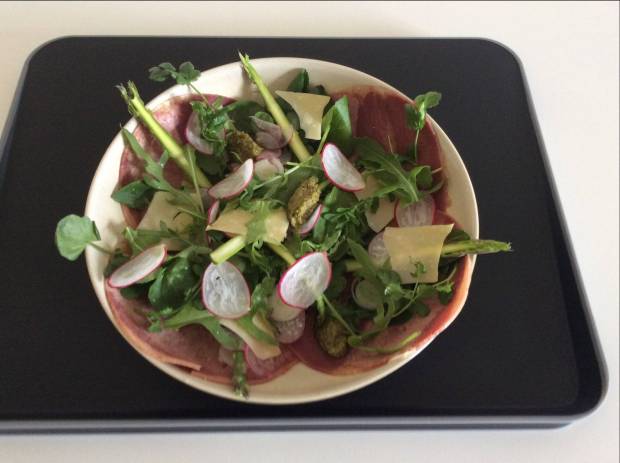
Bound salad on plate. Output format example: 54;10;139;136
55;54;510;399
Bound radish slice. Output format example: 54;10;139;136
269;293;302;322
254;157;284;181
207;200;220;224
109;244;167;288
256;149;282;161
201;262;251;319
321;143;365;192
352;279;382;310
277;252;332;309
394;195;435;227
368;232;389;267
251;116;292;149
244;344;283;377
217;345;235;367
185;111;214;155
299;204;323;235
208;159;254;199
274;312;306;344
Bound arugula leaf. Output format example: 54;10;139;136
355;137;422;204
320;96;352;155
190;100;230;157
161;302;240;350
111;180;154;209
55;215;102;261
148;61;201;85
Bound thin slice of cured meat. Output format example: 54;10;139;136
118;94;233;228
290;256;472;375
289;211;473;375
104;280;297;384
331;86;449;210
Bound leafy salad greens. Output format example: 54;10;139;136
55;54;511;398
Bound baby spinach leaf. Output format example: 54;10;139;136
148;257;199;310
227;100;265;133
55;215;101;261
321;96;352;154
111;180;154;209
287;69;309;92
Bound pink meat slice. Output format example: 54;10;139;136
118;93;233;228
289;254;473;375
332;85;449;210
289;85;471;374
105;280;297;384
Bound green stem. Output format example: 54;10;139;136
210;235;246;264
239;53;312;162
118;81;211;188
266;243;295;265
89;242;114;255
344;239;511;272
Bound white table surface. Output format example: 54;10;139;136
0;1;617;462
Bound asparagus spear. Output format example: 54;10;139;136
239;53;312;162
118;81;211;188
344;239;511;272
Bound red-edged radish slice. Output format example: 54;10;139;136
352;279;382;310
217;345;235;367
207;200;220;224
299;204;323;235
394;195;435;227
368;232;389;267
185;111;214;155
269;293;302;322
244;344;283;377
109;244;167;288
321;143;365;192
254;157;284;181
277;252;332;309
274;312;306;344
208;159;254;199
201;262;251;319
256;149;282;161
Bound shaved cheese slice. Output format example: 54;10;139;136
220;315;281;360
207;208;289;244
137;191;198;251
207;208;253;236
275;90;330;140
354;175;395;232
383;224;453;283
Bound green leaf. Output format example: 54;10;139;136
55;215;101;261
355;137;421;204
237;315;278;346
163;302;240;350
177;61;201;84
287;69;310;92
148;258;199;310
148;61;201;85
226;100;265;133
111;180;155;209
321;96;352;154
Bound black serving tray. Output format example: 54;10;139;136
0;37;606;432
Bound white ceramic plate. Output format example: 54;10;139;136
84;57;479;404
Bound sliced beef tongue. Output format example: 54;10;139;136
290;255;472;375
118;94;232;228
105;280;297;385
